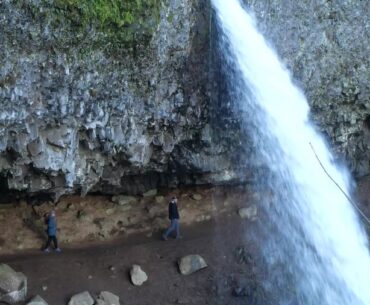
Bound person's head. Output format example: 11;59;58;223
50;210;56;217
172;196;177;203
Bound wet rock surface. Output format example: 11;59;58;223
130;265;148;286
178;254;208;275
1;0;369;200
243;0;370;176
26;295;48;305
0;264;27;304
68;291;94;305
0;0;244;199
96;291;120;305
238;205;258;221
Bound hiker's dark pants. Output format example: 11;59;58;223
45;235;58;249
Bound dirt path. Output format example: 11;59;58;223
3;177;370;305
1;214;262;305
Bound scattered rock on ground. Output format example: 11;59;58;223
232;279;262;301
27;295;48;305
152;217;167;229
96;291;120;305
191;194;202;201
178;255;208;275
111;195;137;206
233;286;249;297
238;205;258;220
234;246;253;265
155;196;165;203
147;205;163;217
19;201;28;208
77;210;87;220
66;203;76;211
0;263;27;304
68;291;94;305
142;189;157;197
130;265;148;286
105;208;115;216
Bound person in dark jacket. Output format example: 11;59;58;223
162;196;181;240
43;210;61;252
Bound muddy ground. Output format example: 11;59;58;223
1;178;370;305
1;204;265;305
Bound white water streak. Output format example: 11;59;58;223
212;0;370;304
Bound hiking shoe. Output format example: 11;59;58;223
175;235;183;240
161;235;168;241
43;248;50;253
55;248;62;252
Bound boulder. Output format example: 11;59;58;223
76;209;87;220
96;291;120;305
147;205;163;217
27;295;48;305
178;255;207;275
155;196;165;203
238;205;258;220
130;265;148;286
191;194;202;201
105;208;115;216
111;195;137;206
142;189;158;197
68;291;94;305
0;263;27;304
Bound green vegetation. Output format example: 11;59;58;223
54;0;161;32
18;0;162;57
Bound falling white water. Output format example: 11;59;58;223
212;0;370;304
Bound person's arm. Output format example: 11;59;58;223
169;202;174;219
174;204;179;219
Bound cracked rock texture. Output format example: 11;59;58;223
1;0;370;200
243;0;370;176
0;0;245;200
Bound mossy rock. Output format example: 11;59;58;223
17;0;162;57
54;0;160;29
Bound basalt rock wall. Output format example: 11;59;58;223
0;0;248;201
1;0;370;200
243;0;370;177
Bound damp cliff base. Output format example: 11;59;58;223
0;185;257;255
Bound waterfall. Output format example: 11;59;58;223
212;0;370;304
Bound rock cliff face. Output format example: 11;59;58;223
243;0;370;177
1;0;369;200
0;0;245;200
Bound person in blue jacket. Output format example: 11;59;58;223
43;210;61;252
162;196;181;240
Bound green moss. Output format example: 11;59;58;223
54;0;160;32
19;0;162;57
